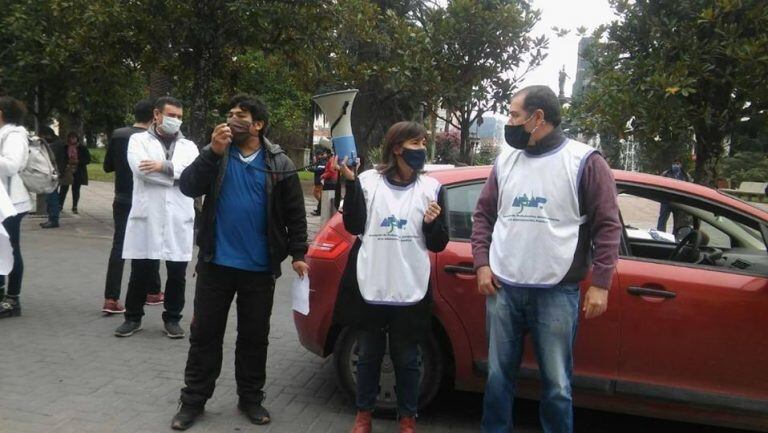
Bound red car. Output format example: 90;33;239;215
294;166;768;431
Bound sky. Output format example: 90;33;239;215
518;0;617;97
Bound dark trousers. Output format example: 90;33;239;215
59;182;81;210
124;259;186;323
657;202;671;232
355;328;420;417
0;213;26;297
46;192;60;223
103;201;160;300
180;261;275;407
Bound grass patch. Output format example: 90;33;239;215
87;147;113;182
297;170;314;181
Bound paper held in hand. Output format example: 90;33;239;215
291;275;310;315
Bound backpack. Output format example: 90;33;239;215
19;136;59;194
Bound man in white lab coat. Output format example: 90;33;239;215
114;96;199;338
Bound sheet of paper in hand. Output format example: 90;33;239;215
291;275;310;315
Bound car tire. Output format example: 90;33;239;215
333;327;444;414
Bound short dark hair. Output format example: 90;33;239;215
133;99;154;123
228;94;270;138
516;85;562;127
0;96;28;125
154;96;183;112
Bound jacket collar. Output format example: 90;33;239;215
524;127;566;156
261;137;284;156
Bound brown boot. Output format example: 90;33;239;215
349;410;372;433
399;416;416;433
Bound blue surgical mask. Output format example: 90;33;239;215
401;148;427;171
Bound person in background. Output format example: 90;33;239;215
39;127;64;229
101;99;163;314
333;121;448;433
310;144;330;216
656;158;691;232
59;132;91;214
319;147;338;214
0;96;32;318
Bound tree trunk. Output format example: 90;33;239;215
149;69;172;100
428;109;437;161
692;123;725;187
188;51;214;148
58;112;83;139
458;114;472;164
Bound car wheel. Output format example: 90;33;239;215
333;327;444;414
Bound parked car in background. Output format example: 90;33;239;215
295;166;768;432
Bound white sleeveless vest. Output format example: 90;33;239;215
490;139;595;287
356;170;440;305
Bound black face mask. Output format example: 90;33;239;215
228;117;254;145
401;148;427;171
504;115;536;149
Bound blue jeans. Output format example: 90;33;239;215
355;328;420;417
481;283;580;433
46;192;60;223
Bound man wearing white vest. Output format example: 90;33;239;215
471;85;621;433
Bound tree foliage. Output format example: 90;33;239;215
0;0;548;166
570;0;768;185
422;0;546;163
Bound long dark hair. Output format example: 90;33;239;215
377;121;427;176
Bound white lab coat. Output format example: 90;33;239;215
0;177;17;275
0;124;31;213
122;130;199;262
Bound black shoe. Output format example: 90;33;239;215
164;321;186;339
171;403;203;430
72;208;78;214
238;399;271;425
114;320;142;337
40;221;59;228
0;296;21;318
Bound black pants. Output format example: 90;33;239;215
180;261;275;407
59;182;81;210
125;259;187;323
103;201;160;300
0;212;25;297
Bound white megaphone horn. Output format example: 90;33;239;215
312;89;358;165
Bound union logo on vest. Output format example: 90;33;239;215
512;193;548;214
380;215;408;234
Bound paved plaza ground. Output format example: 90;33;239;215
0;181;759;433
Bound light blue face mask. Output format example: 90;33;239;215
159;115;182;135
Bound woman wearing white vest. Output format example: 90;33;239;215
0;96;31;319
471;86;621;433
333;122;448;433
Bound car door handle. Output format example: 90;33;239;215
627;286;676;299
443;265;476;275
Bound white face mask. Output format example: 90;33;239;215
159;115;182;135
